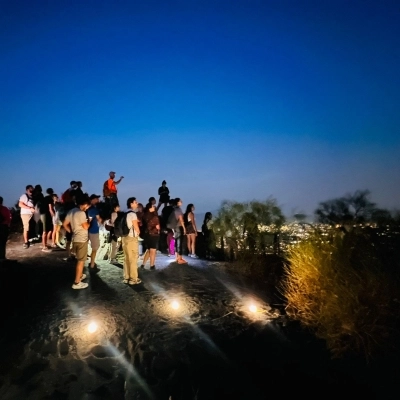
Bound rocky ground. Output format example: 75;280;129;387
0;232;397;399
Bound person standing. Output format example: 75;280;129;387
140;202;160;270
108;203;120;264
103;171;124;207
39;188;55;252
19;185;36;248
184;203;199;258
122;197;141;285
0;197;12;262
63;196;91;289
202;212;216;260
51;193;63;248
157;180;170;211
61;181;77;260
167;198;187;264
87;194;102;273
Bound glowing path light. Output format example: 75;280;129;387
249;304;257;313
171;300;180;310
87;321;98;333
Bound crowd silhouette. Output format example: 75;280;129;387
1;173;217;289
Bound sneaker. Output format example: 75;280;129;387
89;265;101;273
122;279;129;284
177;258;188;264
81;274;87;280
72;281;88;290
56;242;66;249
150;265;155;270
140;264;145;269
167;254;170;257
128;278;142;285
41;247;52;253
188;254;192;257
191;254;199;259
23;242;30;249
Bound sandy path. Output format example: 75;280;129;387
0;232;389;399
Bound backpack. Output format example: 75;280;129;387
61;189;73;204
166;208;178;230
113;211;133;237
103;180;111;197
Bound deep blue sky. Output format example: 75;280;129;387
1;0;399;219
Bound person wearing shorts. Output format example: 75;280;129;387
18;185;36;248
140;202;160;270
63;196;91;289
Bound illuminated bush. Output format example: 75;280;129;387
282;230;400;360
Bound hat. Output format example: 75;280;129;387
89;194;101;200
109;171;116;175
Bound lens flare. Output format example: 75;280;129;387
88;321;98;333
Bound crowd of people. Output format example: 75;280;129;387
0;172;217;290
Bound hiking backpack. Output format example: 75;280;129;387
103;180;111;197
113;211;133;237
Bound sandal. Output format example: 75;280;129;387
128;278;142;285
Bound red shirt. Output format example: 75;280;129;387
0;205;12;226
107;178;117;194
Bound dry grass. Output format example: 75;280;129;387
281;231;400;360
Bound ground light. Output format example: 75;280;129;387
249;304;257;313
87;321;98;333
171;300;180;310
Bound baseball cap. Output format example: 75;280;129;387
109;171;116;175
89;194;101;200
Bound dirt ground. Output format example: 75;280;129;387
0;232;397;399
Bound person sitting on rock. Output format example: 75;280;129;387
157;180;170;211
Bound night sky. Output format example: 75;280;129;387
1;0;399;219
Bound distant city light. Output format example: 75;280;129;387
88;321;98;333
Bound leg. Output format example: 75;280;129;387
191;234;197;255
21;214;32;245
110;237;118;260
149;248;156;266
186;234;192;256
123;236;138;281
0;225;8;259
65;231;73;257
142;249;150;266
89;233;100;268
74;260;85;283
122;236;131;280
72;242;88;288
129;237;139;280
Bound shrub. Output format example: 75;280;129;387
281;230;400;360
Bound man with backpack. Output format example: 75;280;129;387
114;197;142;285
103;171;124;207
